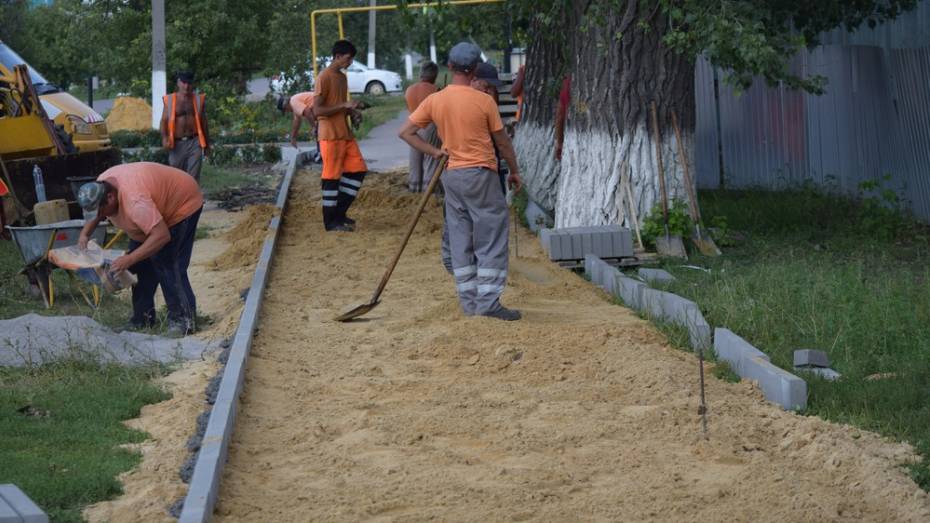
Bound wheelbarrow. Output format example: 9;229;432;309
5;219;109;308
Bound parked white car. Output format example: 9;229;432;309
271;60;402;96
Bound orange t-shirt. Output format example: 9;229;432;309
98;162;203;242
314;66;352;141
290;92;315;116
404;81;437;112
409;84;503;172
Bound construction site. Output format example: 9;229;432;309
3;1;930;522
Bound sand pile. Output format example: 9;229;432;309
210;170;929;521
105;97;153;131
210;205;277;271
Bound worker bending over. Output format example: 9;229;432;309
399;42;523;321
77;162;203;336
312;40;367;232
404;61;439;192
160;71;210;181
279;92;322;162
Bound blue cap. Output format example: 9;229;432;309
475;62;502;88
448;42;481;72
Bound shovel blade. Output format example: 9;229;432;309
333;300;381;322
692;236;722;256
656;235;688;259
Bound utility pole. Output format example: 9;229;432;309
151;0;166;130
429;30;437;63
367;0;376;68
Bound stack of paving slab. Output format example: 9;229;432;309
540;225;634;262
583;254;808;411
0;484;47;523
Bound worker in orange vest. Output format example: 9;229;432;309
160;71;211;182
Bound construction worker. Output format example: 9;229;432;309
404;61;439;192
312;40;367;232
278;92;321;163
76;162;203;336
399;42;523;321
160;71;211;182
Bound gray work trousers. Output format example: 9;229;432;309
442;167;509;315
169;137;204;182
408;124;440;192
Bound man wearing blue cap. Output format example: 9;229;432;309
399;42;523;321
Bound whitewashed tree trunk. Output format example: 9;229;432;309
555;123;691;228
519;0;697;229
513;122;560;212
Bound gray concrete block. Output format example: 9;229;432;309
584;254;598;281
581;233;593;258
743;356;808;410
539;229;553;257
639;268;676;285
795;367;842;381
615;275;646;310
714;328;770;376
571;234;583;259
0;484;48;523
684;307;712;351
793;349;830;368
539;225;635;261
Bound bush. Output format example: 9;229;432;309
109;129;160;148
641;199;692;246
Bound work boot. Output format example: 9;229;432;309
326;223;354;233
342;216;356;226
481;306;522;321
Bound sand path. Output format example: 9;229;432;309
213;170;929;522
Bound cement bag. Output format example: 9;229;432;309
48;240;137;292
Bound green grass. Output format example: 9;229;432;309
0;361;169;522
650;186;930;488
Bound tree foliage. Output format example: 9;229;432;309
522;0;920;94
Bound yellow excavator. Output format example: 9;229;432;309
0;40;120;229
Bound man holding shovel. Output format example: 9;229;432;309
76;162;203;336
399;42;523;321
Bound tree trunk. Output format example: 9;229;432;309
513;10;569;213
518;1;696;229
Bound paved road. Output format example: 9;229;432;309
358;110;410;173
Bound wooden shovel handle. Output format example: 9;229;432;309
370;156;447;303
670;109;701;224
649;102;669;221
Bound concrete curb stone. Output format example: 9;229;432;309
0;484;47;523
714;328;808;410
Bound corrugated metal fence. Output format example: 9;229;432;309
694;2;930;222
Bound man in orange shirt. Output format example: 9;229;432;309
278;92;321;162
404;61;439;192
312;40;366;232
77;162;204;335
399;42;523;321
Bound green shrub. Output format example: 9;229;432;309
641;199;692;246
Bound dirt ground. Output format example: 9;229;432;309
83;203;269;522
211;170;930;522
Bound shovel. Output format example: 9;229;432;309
649;102;687;259
334;156;447;322
671;110;721;256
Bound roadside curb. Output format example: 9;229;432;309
177;151;309;522
583;254;807;410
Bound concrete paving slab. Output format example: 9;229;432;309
793;349;830;368
795;367;842;381
0;484;47;523
743;356;808;410
639;268;676;285
713;328;770;375
615;275;646;310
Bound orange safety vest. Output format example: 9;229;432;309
163;92;207;149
